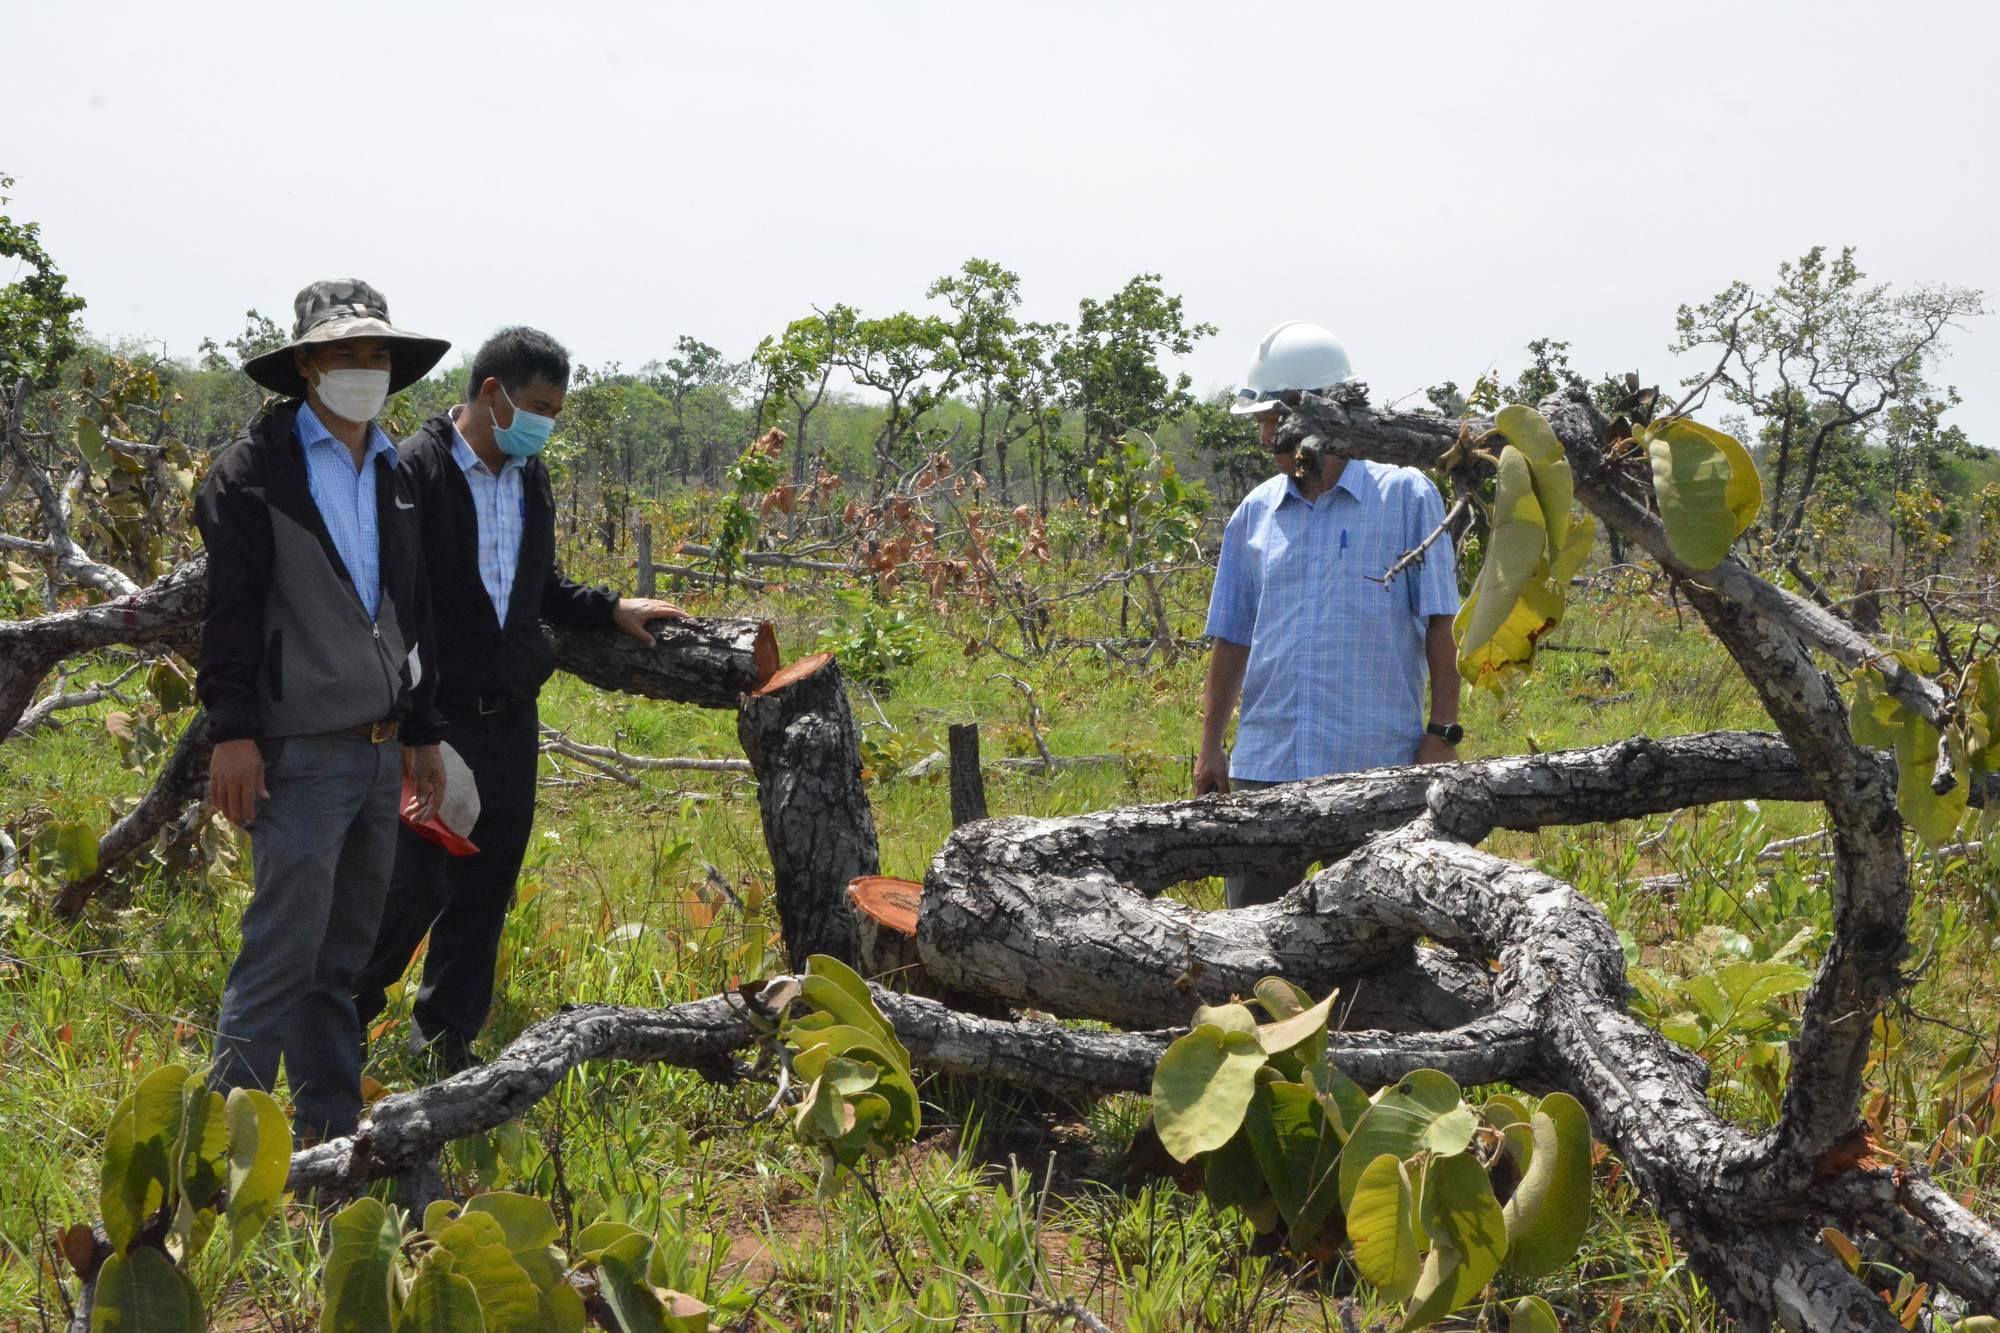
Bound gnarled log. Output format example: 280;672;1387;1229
737;653;880;968
545;615;779;709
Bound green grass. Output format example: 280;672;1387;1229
4;549;1999;1331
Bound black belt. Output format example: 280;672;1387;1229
445;696;525;716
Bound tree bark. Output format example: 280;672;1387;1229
736;653;881;969
0;557;205;737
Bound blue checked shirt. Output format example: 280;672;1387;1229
1205;461;1461;782
449;408;527;624
296;403;396;622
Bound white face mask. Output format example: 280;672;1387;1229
312;367;391;423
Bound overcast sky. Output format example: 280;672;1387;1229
6;2;1998;441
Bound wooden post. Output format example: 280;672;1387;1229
636;522;655;598
948;723;988;827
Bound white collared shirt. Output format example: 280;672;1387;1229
448;406;528;624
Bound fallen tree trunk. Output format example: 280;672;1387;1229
0;558;204;738
737;653;881;968
545;614;780;708
916;730;1823;1029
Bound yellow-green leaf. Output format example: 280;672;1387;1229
1151;1024;1268;1161
90;1246;203;1333
1348;1153;1420;1303
321;1197;402;1333
1462;446;1547;654
1506;1091;1592;1278
1896;713;1968;848
1497;405;1572;560
1546;511;1596;585
1510;1295;1563;1333
395;1260;485;1333
1256;987;1339;1058
1663;417;1761;534
1202;1125;1268;1213
223;1088;291;1261
1243;1079;1344;1250
1500;1111;1561;1241
1339;1070;1471;1212
1647;423;1739;569
1399;1151;1506;1331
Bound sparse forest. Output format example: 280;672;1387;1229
10;165;2000;1333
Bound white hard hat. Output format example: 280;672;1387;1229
1230;321;1354;415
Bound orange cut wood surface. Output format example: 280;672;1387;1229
751;622;781;687
753;652;831;697
848;876;921;935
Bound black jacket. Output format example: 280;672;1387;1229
397;412;618;708
193;400;446;747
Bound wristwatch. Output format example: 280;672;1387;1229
1426;722;1465;745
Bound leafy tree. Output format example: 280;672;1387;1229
1673;245;1984;551
645;336;748;487
1056;274;1216;464
1187;392;1268;505
928;259;1032;486
1003;319;1069;511
0;173;85;389
753;312;847;484
827;309;957;493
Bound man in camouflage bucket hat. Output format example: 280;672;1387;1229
194;279;452;1142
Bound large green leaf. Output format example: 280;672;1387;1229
1497;405;1573;559
1347;1153;1420;1303
1546;511;1596;585
1257;987;1339;1063
1499;1112;1560;1241
90;1246;202;1333
1192;1001;1259;1034
1661;417;1761;533
788;1025;919;1144
1243;1079;1344;1250
1896;712;1968;847
1457;563;1567;693
100;1067;188;1252
54;819;99;878
465;1192;567;1295
396;1261;486;1333
1647;424;1738;569
1398;1151;1506;1332
1506;1092;1592;1278
598;1231;670;1333
1510;1295;1563;1333
799;955;904;1065
430;1213;542;1333
1201;1125;1268;1214
1462;446;1548;653
1339;1070;1473;1212
1151;1024;1268;1161
320;1197;402;1333
1849;670;1907;750
224;1088;291;1260
463;1191;560;1254
171;1078;228;1257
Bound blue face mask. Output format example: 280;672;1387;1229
491;384;556;457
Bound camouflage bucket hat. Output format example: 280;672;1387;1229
241;279;451;398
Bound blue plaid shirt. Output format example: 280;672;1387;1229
1205;461;1461;782
448;408;527;624
296;403;396;621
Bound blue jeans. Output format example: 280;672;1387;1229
208;730;401;1140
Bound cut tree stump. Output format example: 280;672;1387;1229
848;875;924;980
738;653;881;969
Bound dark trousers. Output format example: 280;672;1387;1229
355;701;540;1054
209;731;401;1140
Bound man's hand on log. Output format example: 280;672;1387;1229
403;744;445;824
1192;747;1230;796
612;598;690;647
209;738;267;829
1416;735;1459;765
